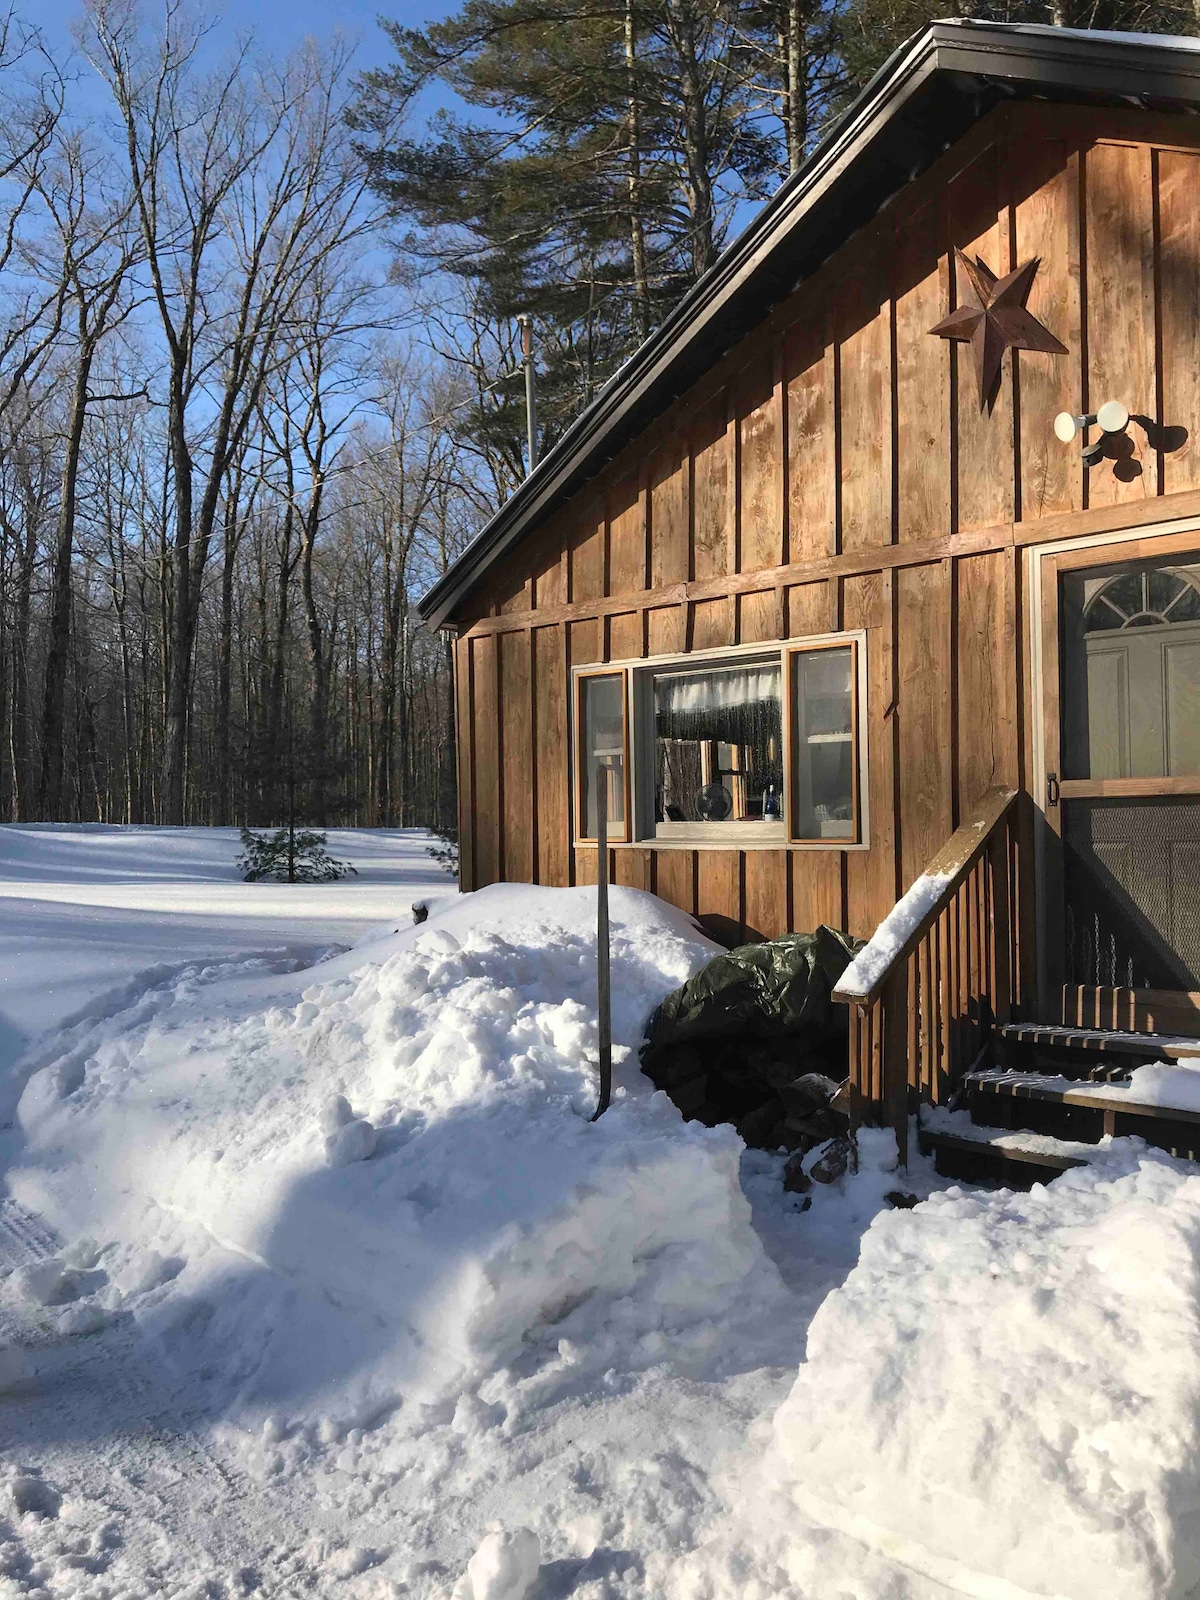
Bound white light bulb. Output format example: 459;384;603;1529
1053;411;1078;443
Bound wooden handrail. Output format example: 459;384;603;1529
832;785;1018;1008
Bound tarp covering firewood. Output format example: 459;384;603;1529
639;926;864;1160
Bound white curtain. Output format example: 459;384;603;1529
654;664;780;718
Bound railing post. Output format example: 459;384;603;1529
989;826;1012;1024
883;961;910;1167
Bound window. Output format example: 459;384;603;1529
572;635;867;849
575;670;629;841
1063;558;1200;781
789;644;858;841
652;661;783;832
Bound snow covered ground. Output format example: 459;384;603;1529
2;829;1200;1600
0;824;451;1122
0;824;450;1038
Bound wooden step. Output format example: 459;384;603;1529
966;1068;1200;1126
918;1114;1093;1187
994;1021;1200;1061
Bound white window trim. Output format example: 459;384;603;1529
570;631;869;851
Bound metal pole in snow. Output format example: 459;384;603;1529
518;314;538;475
591;761;612;1121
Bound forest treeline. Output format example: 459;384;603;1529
0;0;1191;829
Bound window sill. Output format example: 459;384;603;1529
652;822;786;845
574;836;869;852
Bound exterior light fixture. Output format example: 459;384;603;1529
1053;400;1130;463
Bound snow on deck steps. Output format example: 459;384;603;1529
995;1020;1200;1059
919;1106;1097;1173
970;1061;1200;1122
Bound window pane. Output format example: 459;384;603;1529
1064;557;1200;779
792;646;856;840
653;662;783;825
579;674;625;836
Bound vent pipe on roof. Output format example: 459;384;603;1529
517;313;538;475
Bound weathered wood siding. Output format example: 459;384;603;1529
452;101;1200;948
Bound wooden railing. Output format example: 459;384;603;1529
831;785;1021;1164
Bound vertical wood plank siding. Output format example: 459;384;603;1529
454;104;1200;960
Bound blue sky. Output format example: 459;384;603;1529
31;0;456;88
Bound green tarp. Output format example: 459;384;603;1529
639;925;864;1142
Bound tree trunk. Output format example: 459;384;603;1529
38;338;94;819
215;497;238;827
784;0;807;174
162;370;194;824
300;479;328;824
668;0;717;278
625;0;651;342
9;482;37;821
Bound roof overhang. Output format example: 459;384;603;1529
419;19;1200;631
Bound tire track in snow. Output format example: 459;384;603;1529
0;1197;57;1271
0;1201;316;1594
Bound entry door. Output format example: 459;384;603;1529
1041;539;1200;1022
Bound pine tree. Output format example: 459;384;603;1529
351;0;783;453
237;826;357;883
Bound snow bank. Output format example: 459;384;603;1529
8;885;777;1441
1125;1056;1200;1113
764;1145;1200;1600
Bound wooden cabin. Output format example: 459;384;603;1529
419;20;1200;1175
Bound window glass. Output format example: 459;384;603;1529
653;661;783;826
791;645;856;840
579;673;626;837
1064;558;1200;779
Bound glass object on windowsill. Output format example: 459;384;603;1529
696;782;733;821
654;659;782;826
762;783;781;820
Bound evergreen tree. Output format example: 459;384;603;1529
352;0;784;455
237;826;357;883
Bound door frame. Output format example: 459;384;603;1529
1027;513;1200;1016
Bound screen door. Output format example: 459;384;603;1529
1043;545;1200;995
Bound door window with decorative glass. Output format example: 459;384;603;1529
1061;559;1200;780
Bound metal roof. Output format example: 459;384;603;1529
419;18;1200;630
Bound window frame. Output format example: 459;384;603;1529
569;632;868;851
572;664;632;844
783;636;866;846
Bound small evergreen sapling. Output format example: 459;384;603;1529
425;824;458;877
237;826;356;883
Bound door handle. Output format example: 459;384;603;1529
1046;771;1060;808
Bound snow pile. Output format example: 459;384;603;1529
1125;1055;1200;1113
755;1145;1200;1600
12;849;1200;1598
7;886;782;1447
458;1527;541;1600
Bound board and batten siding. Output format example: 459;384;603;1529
450;99;1200;950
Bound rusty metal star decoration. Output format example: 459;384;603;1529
930;250;1067;410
